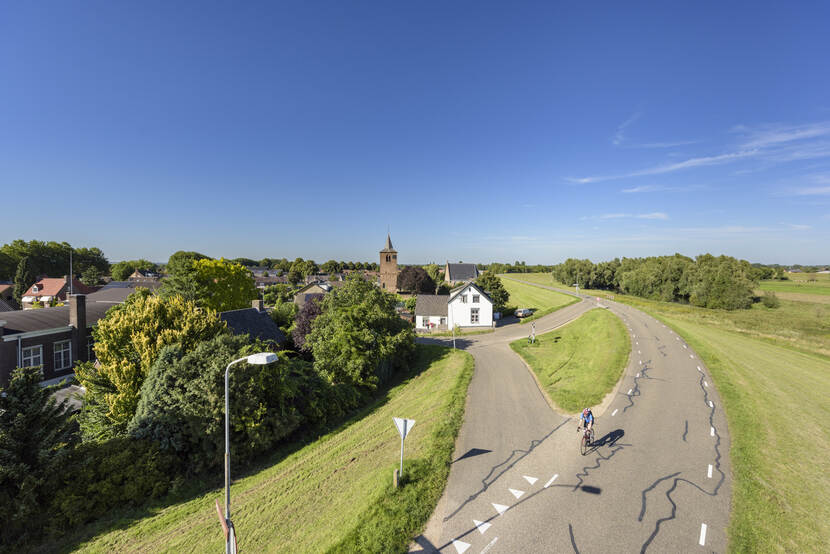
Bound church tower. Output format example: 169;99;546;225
379;233;398;292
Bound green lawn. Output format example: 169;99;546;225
607;293;830;552
510;308;630;413
499;272;556;287
499;276;579;323
759;280;830;305
63;345;474;554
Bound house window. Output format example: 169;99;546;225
22;345;43;367
471;308;480;324
440;317;446;325
473;294;480;303
461;294;468;303
54;340;72;371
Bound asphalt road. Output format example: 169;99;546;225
413;282;731;553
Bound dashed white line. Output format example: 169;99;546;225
473;519;491;534
544;474;558;488
638;350;641;354
690;354;694;359
709;401;713;408
636;341;639;345
612;409;618;416
636;372;640;377
704;381;708;387
699;523;707;546
627;388;633;395
509;488;525;499
480;536;499;553
697;366;702;372
683;344;687;349
710;426;715;437
707;464;713;479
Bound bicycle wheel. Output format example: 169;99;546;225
580;433;589;455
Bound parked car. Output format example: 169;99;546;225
515;308;532;318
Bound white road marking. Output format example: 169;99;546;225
709;401;713;407
453;539;471;553
710;426;715;436
683;344;687;349
697;366;702;372
676;337;680;340
699;523;707;546
523;475;538;485
627;388;633;395
636;372;640;377
707;464;713;478
638;350;641;354
544;474;558;488
509;488;525;499
636;341;639;345
690;354;694;359
473;519;491;534
480;536;499;553
704;381;708;387
612;409;618;416
639;360;642;364
492;502;509;515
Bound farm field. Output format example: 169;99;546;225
499;276;579;323
57;346;473;554
759;279;830;305
510;308;629;413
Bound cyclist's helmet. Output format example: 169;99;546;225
582;408;589;417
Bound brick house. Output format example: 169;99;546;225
20;276;97;309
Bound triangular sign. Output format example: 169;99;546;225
393;417;415;440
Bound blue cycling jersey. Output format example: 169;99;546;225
580;412;594;424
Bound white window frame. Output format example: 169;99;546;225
461;294;468;303
471;307;480;324
54;340;72;371
472;294;480;303
22;345;43;368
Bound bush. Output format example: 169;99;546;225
47;437;180;532
761;291;781;308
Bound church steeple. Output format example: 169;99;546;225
379;232;398;291
381;233;395;253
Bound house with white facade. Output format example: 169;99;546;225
415;283;494;331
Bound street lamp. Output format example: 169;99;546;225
222;352;278;554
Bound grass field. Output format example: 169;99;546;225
606;294;830;552
759;279;830;305
510;308;629;413
499;276;579;323
60;345;474;554
500;272;556;287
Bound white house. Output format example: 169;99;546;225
415;283;494;330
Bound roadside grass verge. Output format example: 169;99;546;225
422;327;494;337
63;345;474;553
509;308;629;413
499;277;579;324
637;311;830;552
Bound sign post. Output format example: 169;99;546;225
393;417;416;479
530;321;536;344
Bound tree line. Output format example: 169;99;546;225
552;254;763;310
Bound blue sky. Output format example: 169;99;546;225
1;1;829;265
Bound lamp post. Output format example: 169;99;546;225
222;352;278;554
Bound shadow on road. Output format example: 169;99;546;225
592;428;625;448
453;448;492;463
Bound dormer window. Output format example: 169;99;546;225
32;285;39;293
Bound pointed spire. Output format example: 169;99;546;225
385;233;393;251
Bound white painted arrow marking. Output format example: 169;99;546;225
492;503;509;515
612;409;618;416
473;519;491;534
453;539;471;553
523;475;538;485
509;488;525;499
544;474;558;488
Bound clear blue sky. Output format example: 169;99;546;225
2;1;829;265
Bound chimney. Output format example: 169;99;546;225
252;299;264;312
70;295;87;362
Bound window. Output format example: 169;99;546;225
461;294;468;303
54;340;72;371
440;317;446;325
22;345;43;367
472;294;480;303
471;308;480;324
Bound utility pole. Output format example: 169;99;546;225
69;245;73;295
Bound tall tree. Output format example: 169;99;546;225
188;258;257;312
0;367;77;545
476;271;510;311
292;297;323;352
75;290;228;440
396;266;435;293
13;256;35;304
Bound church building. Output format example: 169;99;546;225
379;233;399;292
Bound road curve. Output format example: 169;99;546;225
412;281;731;553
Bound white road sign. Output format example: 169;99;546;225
393;417;415;440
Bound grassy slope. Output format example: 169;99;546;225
510;308;629;413
607;294;830;552
499;277;578;323
70;345;474;554
500;272;555;287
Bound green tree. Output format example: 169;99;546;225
0;367;77;545
286;269;303;286
165;250;210;276
80;265;104;286
110;259;157;281
188;258;257;312
321;260;341;274
476;271;510;311
424;263;441;284
396;266;435;293
13;256;35;304
75;290;228;440
307;277;414;389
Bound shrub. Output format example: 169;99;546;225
761;291;781;308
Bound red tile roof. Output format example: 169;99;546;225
23;277;97;299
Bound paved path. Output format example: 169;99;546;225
413;280;731;553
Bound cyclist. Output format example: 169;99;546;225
577;408;594;438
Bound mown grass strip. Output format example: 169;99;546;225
618;301;830;552
499;277;579;324
67;345;474;553
510;308;629;413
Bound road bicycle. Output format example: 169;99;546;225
578;425;595;455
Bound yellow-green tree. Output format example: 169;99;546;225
75;290;228;440
191;258;258;312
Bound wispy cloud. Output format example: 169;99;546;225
783;223;812;230
582;212;669;221
569;150;758;184
626;140;700;149
794;186;830;195
735;121;830;149
621;184;704;193
612;111;642;146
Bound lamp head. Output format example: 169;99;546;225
246;352;278;365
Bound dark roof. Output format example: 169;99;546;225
0;298;17;312
380;233;396;253
0;299;117;335
415;295;449;316
219;308;286;346
100;280;163;291
446;263;478;282
449;282;492;304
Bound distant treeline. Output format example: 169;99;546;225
481;262;557;274
552;254;764;310
0;240;109;282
